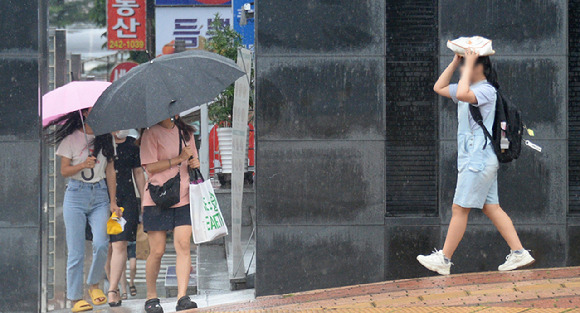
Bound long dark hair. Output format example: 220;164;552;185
175;117;195;143
135;117;196;146
476;56;500;89
44;109;114;161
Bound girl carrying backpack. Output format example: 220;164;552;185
416;49;534;275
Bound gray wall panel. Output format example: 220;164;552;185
256;0;385;56
0;227;42;312
0;141;41;227
384;221;441;280
256;225;385;296
256;140;385;226
256;57;385;141
439;0;567;56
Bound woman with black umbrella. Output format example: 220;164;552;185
139;116;200;313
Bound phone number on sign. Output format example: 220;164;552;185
109;40;145;50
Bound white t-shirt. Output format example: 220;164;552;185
56;130;108;183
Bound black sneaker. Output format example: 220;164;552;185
145;298;164;313
176;296;198;311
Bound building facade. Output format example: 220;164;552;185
0;0;47;311
255;0;578;296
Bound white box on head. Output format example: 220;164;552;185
447;36;495;56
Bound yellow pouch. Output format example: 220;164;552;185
107;207;125;235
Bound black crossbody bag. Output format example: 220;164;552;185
148;130;185;209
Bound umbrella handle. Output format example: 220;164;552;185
82;168;95;181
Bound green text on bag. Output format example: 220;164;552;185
202;193;225;231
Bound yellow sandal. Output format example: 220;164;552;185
88;288;107;306
71;300;93;312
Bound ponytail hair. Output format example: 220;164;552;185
476;56;499;89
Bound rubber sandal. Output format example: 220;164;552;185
71;300;93;312
129;285;137;296
176;296;197;311
88;288;107;306
145;298;164;313
107;290;122;307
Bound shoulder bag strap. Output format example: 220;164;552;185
177;129;185;167
468;104;494;150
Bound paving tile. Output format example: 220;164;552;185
196;267;580;312
477;309;528;313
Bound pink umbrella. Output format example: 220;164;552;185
43;81;111;181
42;81;111;126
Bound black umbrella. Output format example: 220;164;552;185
87;50;245;135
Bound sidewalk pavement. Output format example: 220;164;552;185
192;267;580;312
51;289;255;313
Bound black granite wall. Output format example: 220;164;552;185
255;0;386;296
568;0;580;266
570;0;580;212
0;0;46;311
255;0;572;296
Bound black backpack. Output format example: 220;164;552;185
469;90;523;163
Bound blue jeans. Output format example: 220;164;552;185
63;179;110;300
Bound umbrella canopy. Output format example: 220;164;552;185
42;81;112;126
87;50;245;135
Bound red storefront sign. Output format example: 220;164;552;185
109;62;139;82
107;0;147;50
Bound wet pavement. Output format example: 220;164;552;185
51;289;255;313
191;267;580;312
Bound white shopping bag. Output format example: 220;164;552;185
447;36;495;56
189;171;228;244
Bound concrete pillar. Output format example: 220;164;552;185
0;0;47;311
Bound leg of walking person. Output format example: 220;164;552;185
129;257;137;290
174;225;192;299
417;204;469;275
482;204;523;250
86;186;110;304
105;244;112;283
120;263;128;299
108;240;128;305
63;193;89;304
145;231;166;300
483;203;535;270
127;241;138;296
442;204;471;259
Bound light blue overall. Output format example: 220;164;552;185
449;80;499;209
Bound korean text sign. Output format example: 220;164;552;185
108;0;147;50
155;6;232;56
155;0;231;6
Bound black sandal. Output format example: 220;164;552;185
107;290;122;307
145;298;164;313
176;296;197;311
129;285;137;296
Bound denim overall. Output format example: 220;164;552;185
452;80;499;208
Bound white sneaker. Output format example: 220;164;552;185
498;250;535;271
417;249;452;275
